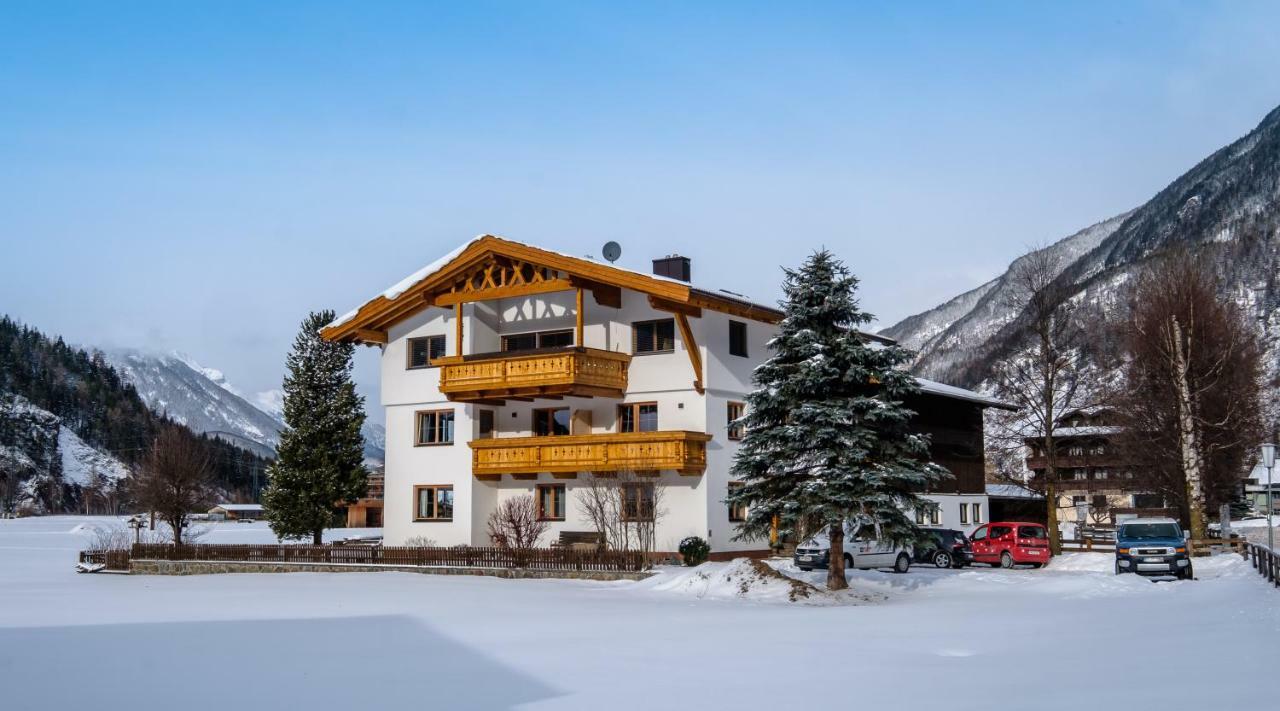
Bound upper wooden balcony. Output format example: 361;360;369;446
469;430;712;478
434;347;630;403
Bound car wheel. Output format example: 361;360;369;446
1115;561;1122;575
799;567;812;572
1000;551;1014;569
893;553;911;574
844;553;854;571
932;551;953;568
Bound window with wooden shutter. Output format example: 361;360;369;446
407;335;447;369
632;319;675;354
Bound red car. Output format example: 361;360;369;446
969;522;1050;568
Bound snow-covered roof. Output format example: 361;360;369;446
324;234;785;338
212;503;264;512
1051;425;1122;438
986;483;1043;499
914;378;1017;410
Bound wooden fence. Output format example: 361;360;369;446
125;543;649;572
1246;542;1280;588
1058;538;1247;556
78;548;132;571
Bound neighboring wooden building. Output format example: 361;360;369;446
345;473;384;528
209;503;264;521
1024;407;1176;525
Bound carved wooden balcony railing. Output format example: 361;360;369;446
469;431;712;478
434;347;630;402
1025;455;1124;471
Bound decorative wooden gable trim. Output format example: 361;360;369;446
433;255;573;306
320;235;780;344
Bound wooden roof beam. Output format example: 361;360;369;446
649;295;702;318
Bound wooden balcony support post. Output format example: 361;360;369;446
675;313;704;394
454;302;463;357
575;287;584;347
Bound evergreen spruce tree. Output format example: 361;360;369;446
726;251;948;590
262;310;367;544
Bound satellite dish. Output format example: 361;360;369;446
602;241;622;264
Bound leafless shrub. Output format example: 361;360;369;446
403;535;438;548
486;494;548;551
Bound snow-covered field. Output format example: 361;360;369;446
2;517;1278;710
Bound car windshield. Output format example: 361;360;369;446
1119;523;1182;540
1018;526;1047;539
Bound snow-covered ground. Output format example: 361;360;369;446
2;517;1278;710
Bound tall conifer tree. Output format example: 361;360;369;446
262;310;367;544
727;251;947;590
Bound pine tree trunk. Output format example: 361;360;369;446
313;529;323;546
826;523;849;591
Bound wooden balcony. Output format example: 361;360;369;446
469;431;712;478
435;347;630;403
1025;455;1124;471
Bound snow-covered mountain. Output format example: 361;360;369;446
882;103;1280;391
104;350;386;464
105;350;285;457
0;394;129;510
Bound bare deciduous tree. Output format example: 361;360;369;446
486;494;548;551
136;426;213;545
575;471;666;564
1116;251;1264;540
988;247;1094;554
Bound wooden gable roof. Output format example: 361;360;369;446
321;235;783;343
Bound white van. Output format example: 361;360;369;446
793;522;912;573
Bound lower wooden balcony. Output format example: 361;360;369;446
435;347;630;403
469;431;712;478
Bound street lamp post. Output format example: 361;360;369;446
1262;443;1276;552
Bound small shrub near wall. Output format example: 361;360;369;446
679;536;710;566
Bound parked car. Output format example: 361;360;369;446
970;522;1050;568
913;528;972;568
1115;517;1192;579
794;523;912;573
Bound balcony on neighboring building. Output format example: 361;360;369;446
435;347;630;403
469;430;712;478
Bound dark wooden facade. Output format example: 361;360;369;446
906;393;989;495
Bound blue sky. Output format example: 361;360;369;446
3;1;1280;410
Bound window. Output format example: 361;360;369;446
1069;446;1083;456
729;320;748;357
502;329;573;352
726;401;745;440
1133;493;1164;509
959;503;969;524
407;335;447;369
1091;495;1108;509
930;508;941;525
970;503;982;523
632;319;675;354
477;410;495;439
414;485;454;521
970;525;988;541
1072;495;1087;505
728;482;747;522
618;402;658;433
915;508;926;525
1094;469;1109;480
415;410;455;445
538;484;566;521
1073;469;1087;480
622;483;655;521
533;408;571;437
989;525;1012;539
